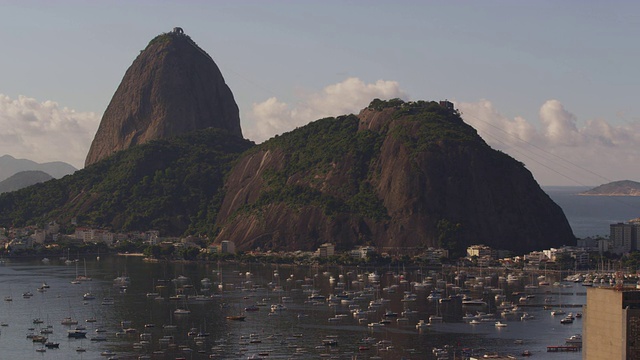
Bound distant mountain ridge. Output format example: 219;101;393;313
0;128;253;236
0;171;53;194
580;180;640;196
212;100;574;255
0;155;76;181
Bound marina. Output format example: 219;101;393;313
0;256;590;359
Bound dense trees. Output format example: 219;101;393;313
0;128;254;237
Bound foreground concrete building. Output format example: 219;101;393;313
583;287;640;359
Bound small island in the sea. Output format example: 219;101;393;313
580;180;640;196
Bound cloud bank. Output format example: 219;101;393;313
246;77;640;186
0;94;100;169
457;99;640;186
245;77;407;142
3;85;638;187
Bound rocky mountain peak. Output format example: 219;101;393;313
213;100;574;254
85;28;242;167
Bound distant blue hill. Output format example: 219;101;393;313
580;180;640;196
0;155;77;181
0;170;53;194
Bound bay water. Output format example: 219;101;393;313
0;256;586;359
1;186;634;359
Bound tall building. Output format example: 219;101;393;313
610;222;640;254
583;287;640;359
318;243;335;258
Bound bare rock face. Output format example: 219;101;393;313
85;29;242;167
214;100;574;254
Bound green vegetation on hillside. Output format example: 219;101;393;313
241;115;388;220
234;99;486;223
0;98;505;247
388;100;481;154
0;128;254;236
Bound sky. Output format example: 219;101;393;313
1;1;639;186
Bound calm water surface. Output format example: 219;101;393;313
545;186;640;238
0;256;586;359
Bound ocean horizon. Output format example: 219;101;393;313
544;186;640;239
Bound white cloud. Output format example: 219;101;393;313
0;94;100;168
245;77;407;142
246;84;640;185
538;100;583;146
4;89;637;187
457;99;640;186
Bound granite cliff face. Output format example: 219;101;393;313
214;100;574;254
85;29;242;167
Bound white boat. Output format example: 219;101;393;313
462;313;477;321
495;321;507;327
270;304;287;312
565;334;582;344
61;317;78;325
76;259;92;281
322;338;338;346
113;275;131;286
416;319;430;330
520;312;535;321
560;316;574;324
175;274;189;282
462;299;487;306
469;319;481;325
427;291;442;301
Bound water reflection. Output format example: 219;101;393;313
0;257;584;359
